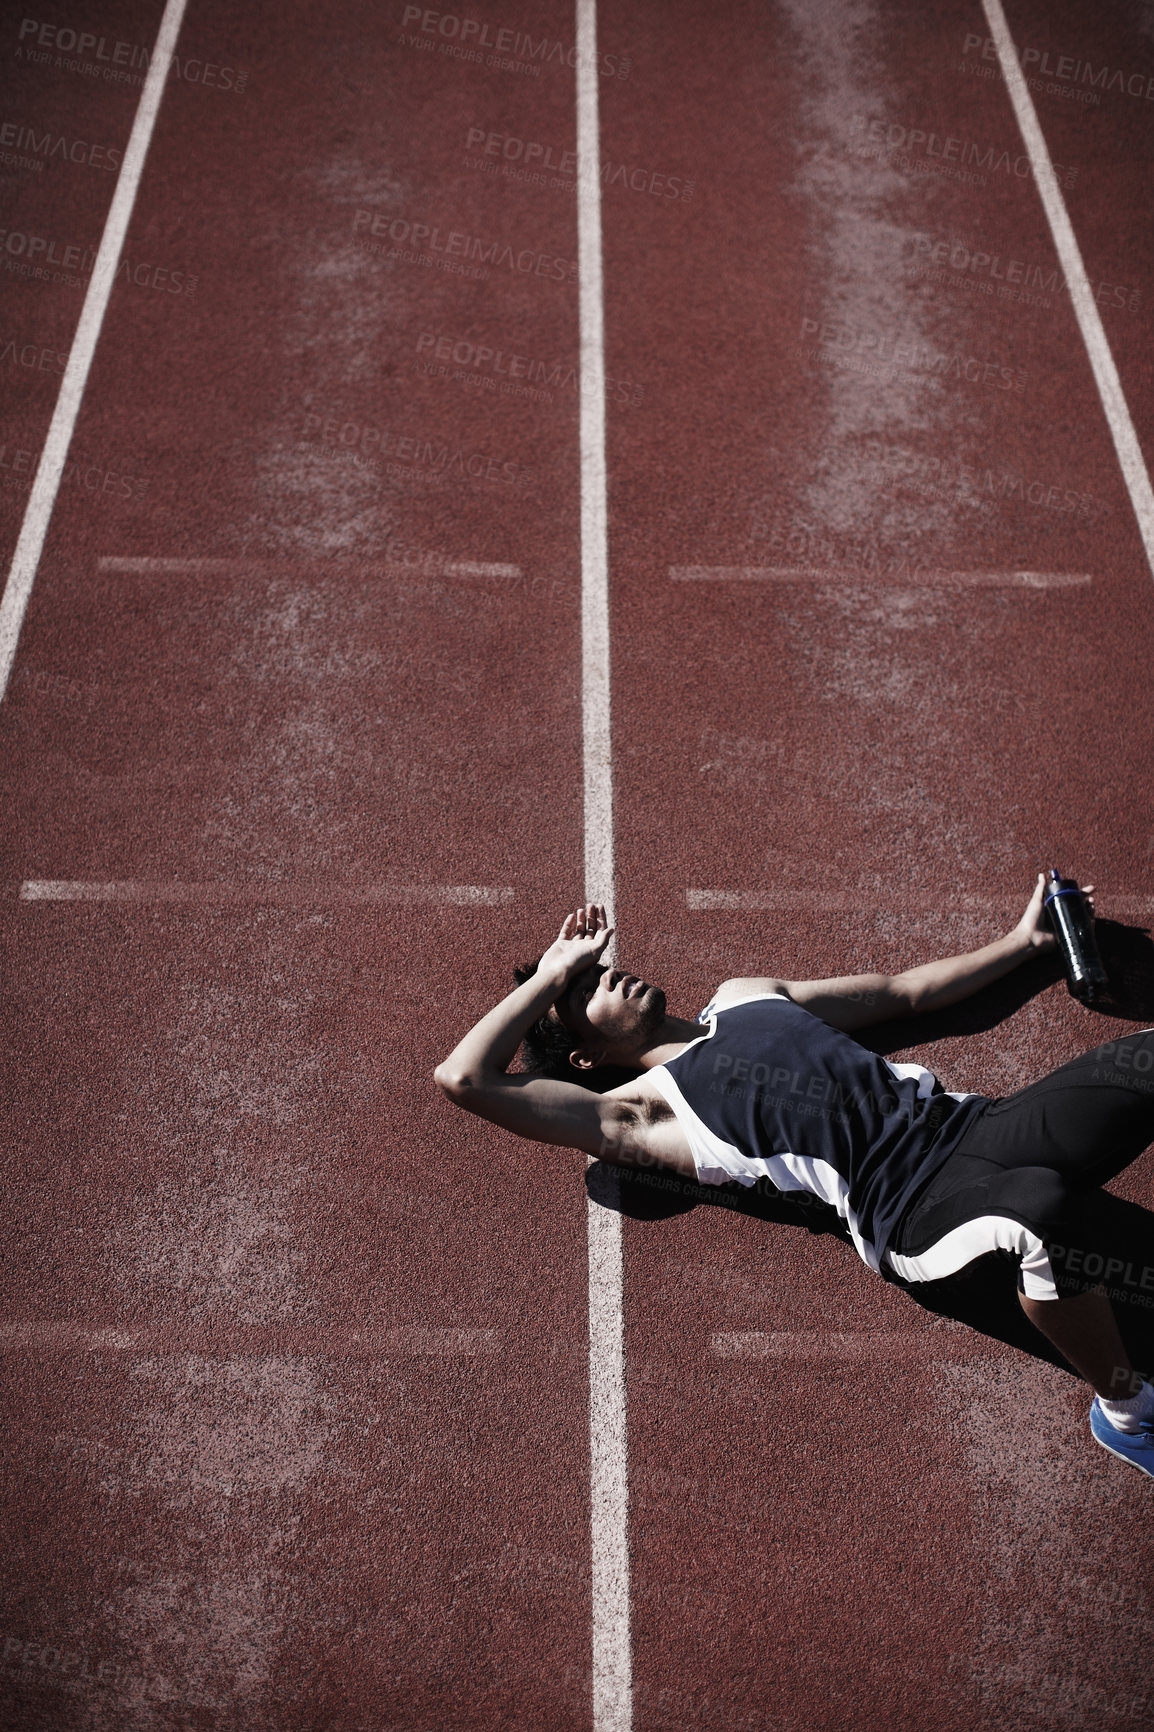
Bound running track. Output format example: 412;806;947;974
2;1;1154;1728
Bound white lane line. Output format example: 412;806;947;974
97;557;522;578
577;0;631;1727
0;0;190;704
670;566;1091;588
688;890;1010;913
0;1322;503;1355
17;881;514;906
981;0;1154;582
711;1330;966;1358
578;48;616;919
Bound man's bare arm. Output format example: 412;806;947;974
433;903;631;1156
716;873;1088;1033
783;927;1031;1030
438;1069;639;1159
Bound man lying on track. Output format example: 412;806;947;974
434;877;1154;1480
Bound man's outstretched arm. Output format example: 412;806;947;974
718;872;1091;1032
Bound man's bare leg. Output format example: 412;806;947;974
1019;1286;1135;1397
1020;1286;1154;1477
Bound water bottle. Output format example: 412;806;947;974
1043;868;1109;1003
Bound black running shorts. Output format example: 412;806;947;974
887;1029;1154;1300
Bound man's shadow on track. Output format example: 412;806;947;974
587;918;1154;1380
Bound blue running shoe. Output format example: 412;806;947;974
1090;1399;1154;1480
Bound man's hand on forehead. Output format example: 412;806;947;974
538;903;615;991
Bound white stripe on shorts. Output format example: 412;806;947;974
886;1215;1058;1301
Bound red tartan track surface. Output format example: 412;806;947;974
1;1;1154;1728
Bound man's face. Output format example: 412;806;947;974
550;963;667;1063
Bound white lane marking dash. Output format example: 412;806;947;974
687;890;1146;918
0;1322;503;1356
670;566;1092;589
687;889;1009;913
711;1330;966;1359
96;557;523;578
17;881;514;907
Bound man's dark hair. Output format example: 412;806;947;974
513;958;582;1079
513;959;641;1093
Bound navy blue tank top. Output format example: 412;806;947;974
649;993;986;1278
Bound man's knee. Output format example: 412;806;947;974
1038;1176;1128;1300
